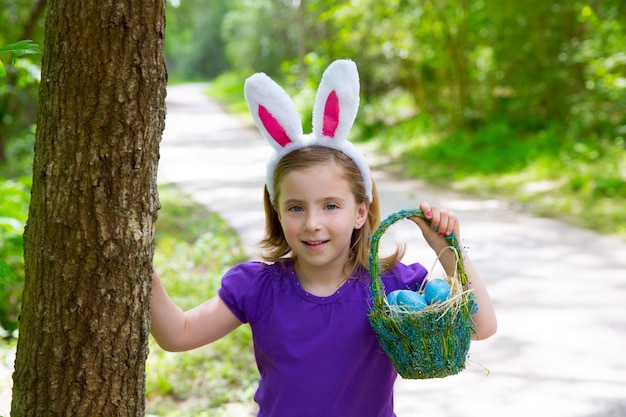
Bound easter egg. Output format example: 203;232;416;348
424;279;451;304
386;289;404;305
395;290;428;312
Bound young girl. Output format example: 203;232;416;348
151;60;497;417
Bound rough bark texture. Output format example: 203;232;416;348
11;0;166;415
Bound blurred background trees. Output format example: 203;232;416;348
166;0;625;136
2;0;625;337
3;0;625;162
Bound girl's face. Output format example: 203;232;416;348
276;161;368;274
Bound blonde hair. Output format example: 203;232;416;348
259;146;403;276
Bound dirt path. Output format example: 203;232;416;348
159;83;626;417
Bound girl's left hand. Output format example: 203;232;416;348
409;201;460;253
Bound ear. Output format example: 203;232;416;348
244;72;304;150
354;200;368;229
312;59;360;142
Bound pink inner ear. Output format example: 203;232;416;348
259;105;291;147
323;90;340;138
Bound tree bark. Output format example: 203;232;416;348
11;0;166;415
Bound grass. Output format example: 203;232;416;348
147;184;258;416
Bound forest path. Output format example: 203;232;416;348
159;83;626;417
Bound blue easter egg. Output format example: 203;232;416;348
395;290;428;312
424;279;451;304
386;290;404;305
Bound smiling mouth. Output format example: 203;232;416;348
303;240;329;247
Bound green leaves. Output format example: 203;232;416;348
0;260;14;286
0;178;29;331
0;40;41;77
0;40;41;58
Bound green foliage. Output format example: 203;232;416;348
1;1;44;167
0;40;41;77
204;72;249;116
0;123;36;178
165;0;231;82
147;184;257;416
0;120;36;338
0;176;30;337
213;0;626;134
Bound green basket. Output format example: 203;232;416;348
368;209;476;379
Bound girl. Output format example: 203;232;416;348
151;60;497;417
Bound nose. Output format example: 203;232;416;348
304;209;322;231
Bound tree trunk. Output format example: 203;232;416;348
11;0;166;415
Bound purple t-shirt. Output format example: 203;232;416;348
218;260;427;417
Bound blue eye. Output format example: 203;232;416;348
288;205;304;212
325;204;338;210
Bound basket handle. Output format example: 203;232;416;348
368;209;469;307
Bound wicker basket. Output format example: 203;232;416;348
368;209;476;379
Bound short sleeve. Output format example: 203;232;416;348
218;261;276;324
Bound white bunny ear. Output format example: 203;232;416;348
244;60;372;204
244;72;304;150
312;59;360;142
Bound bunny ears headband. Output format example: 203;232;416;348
244;59;373;203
